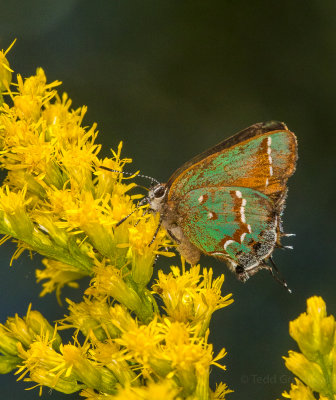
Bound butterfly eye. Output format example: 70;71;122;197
153;186;166;198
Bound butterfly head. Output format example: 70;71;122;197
147;183;168;212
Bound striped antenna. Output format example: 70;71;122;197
116;208;139;227
100;165;160;186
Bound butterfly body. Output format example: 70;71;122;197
147;121;297;283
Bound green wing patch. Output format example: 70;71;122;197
177;186;277;265
169;130;297;201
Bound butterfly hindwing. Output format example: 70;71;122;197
168;125;297;203
176;186;278;269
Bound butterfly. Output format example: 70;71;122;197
145;121;298;286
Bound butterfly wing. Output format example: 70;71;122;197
176;186;277;270
167;121;297;203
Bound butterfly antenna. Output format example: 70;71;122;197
115;197;149;227
268;256;292;294
100;165;161;186
115;196;150;227
116;208;138;227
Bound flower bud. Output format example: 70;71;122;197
289;297;336;360
0;355;20;374
25;310;62;350
284;351;326;394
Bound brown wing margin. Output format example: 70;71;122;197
167;121;288;188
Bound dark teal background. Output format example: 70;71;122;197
0;1;336;399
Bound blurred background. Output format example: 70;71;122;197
0;1;335;399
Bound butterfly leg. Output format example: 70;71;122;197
153;253;160;266
267;257;292;293
148;217;163;247
167;229;181;244
134;206;149;227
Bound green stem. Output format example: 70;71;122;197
318;353;334;400
0;226;93;274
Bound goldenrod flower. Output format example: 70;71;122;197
89;339;138;386
213;382;234;399
0;304;62;375
36;259;86;304
0;185;33;238
127;212;172;288
59;298;120;341
0;45;232;399
284;351;326;393
282;297;336;400
113;316;228;397
154;263;233;334
289;296;335;360
16;339;85;395
81;380;180;400
282;378;317;400
3;304;61;350
86;260;154;322
115;316;165;370
61;343;117;393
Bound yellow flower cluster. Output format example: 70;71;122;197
0;42;170;299
0;43;233;399
281;296;336;400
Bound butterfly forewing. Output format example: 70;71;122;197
168;126;297;203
